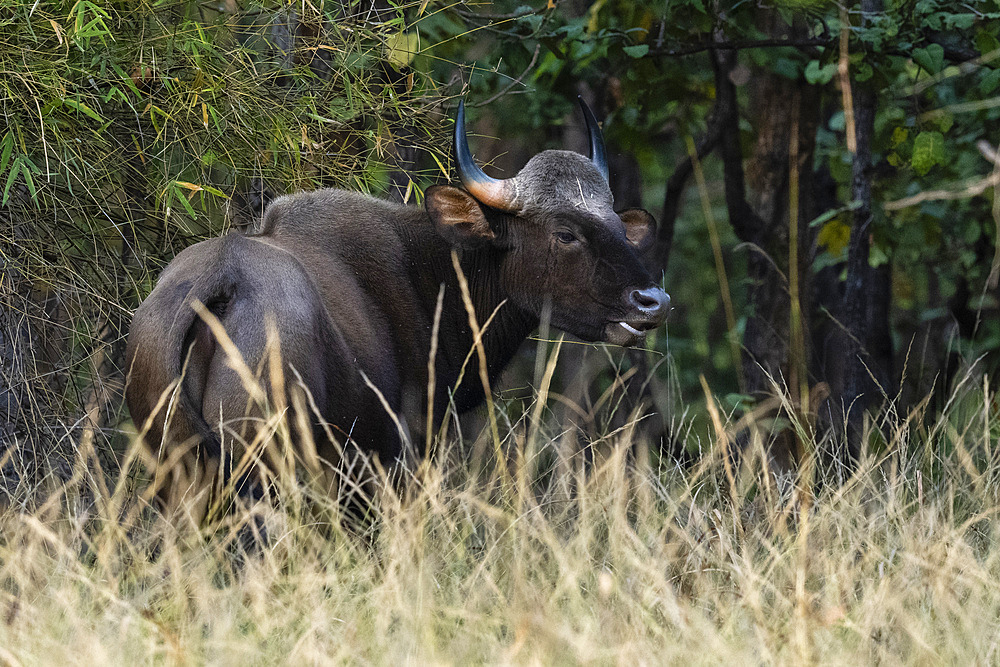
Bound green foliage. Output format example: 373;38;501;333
4;0;999;469
0;0;452;455
450;0;1000;413
2;0;450;222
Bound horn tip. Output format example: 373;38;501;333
578;96;609;183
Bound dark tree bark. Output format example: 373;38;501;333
840;0;894;459
711;13;822;469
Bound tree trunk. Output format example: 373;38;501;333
713;13;821;469
840;0;894;459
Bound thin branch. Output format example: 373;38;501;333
919;97;1000;122
474;43;542;107
989;140;1000;289
712;44;766;244
649;36;831;58
909;47;1000;95
454;4;548;22
654;94;724;270
648;31;983;64
838;7;856;154
883;173;1000;211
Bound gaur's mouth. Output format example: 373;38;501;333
618;321;645;337
597;289;670;346
604;319;661;346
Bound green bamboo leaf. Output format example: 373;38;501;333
111;63;143;97
0;132;13;177
171;183;197;218
21;165;36;201
61;97;103;123
429;151;448;179
2;157;21;205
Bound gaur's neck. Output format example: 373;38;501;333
460;245;538;373
410;211;536;406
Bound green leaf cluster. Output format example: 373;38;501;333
0;0;452;435
459;0;1000;405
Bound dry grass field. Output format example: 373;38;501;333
1;355;999;666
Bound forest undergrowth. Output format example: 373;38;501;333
1;352;999;666
3;2;1000;664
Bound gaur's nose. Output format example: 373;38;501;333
629;287;671;322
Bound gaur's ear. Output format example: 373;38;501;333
619;208;655;253
426;185;495;246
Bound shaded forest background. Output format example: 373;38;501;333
2;0;999;494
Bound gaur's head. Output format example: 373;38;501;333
426;99;670;346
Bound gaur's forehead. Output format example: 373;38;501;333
514;150;615;216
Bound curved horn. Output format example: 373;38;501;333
454;100;519;211
578;96;609;183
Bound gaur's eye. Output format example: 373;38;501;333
554;230;578;244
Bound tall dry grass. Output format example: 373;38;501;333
1;353;999;665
